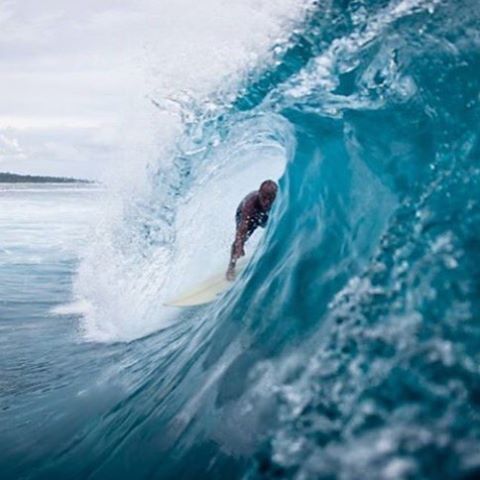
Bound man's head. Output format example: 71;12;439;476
258;180;278;210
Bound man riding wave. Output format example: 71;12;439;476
226;180;278;280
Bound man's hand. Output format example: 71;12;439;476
234;245;245;259
226;266;236;281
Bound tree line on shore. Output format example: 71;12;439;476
0;172;91;183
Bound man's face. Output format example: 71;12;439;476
259;189;276;210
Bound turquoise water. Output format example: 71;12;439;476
0;185;114;473
2;0;480;479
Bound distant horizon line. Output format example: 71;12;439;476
0;171;95;184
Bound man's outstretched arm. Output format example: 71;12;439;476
226;218;250;280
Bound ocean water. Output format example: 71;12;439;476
2;0;480;479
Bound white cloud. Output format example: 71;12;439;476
0;132;20;150
0;131;24;158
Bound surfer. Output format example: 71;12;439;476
226;180;278;281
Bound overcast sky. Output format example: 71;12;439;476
0;0;305;180
0;1;161;179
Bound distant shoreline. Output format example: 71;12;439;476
0;172;93;184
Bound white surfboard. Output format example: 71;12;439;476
165;259;247;307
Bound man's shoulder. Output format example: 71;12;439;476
244;190;259;202
242;191;259;209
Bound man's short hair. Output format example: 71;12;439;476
260;180;278;194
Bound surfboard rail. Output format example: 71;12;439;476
164;258;248;307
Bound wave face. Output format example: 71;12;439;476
15;1;480;479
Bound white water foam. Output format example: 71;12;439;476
76;1;310;342
278;0;439;112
